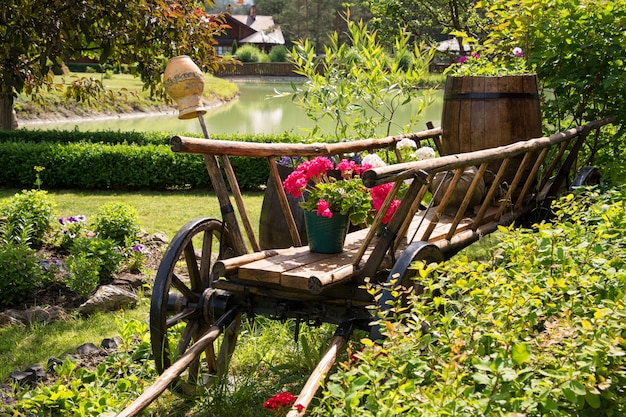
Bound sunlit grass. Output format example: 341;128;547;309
0;188;265;243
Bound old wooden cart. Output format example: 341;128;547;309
119;117;612;416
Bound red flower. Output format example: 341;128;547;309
371;183;401;224
264;391;297;410
294;403;305;412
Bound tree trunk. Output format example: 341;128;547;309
0;90;17;130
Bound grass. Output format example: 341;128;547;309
15;72;239;121
0;187;265;381
0;188;265;243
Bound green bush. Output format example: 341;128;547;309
65;235;124;297
0;189;56;247
236;44;263;63
0;243;50;308
268;45;289;62
0;131;300;191
313;187;626;416
91;202;140;246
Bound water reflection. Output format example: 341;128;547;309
24;81;443;136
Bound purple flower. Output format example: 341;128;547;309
132;243;149;253
458;55;469;64
471;53;480;59
58;217;65;225
513;47;523;57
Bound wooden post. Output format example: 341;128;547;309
285;322;353;417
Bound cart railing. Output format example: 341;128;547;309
170;126;444;254
170;117;613;293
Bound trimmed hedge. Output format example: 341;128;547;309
0;131;302;191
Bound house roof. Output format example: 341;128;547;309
230;14;284;45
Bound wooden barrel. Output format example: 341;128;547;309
440;75;542;184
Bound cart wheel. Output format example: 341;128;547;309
370;241;443;341
571;166;601;188
150;218;239;395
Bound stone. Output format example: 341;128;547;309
76;343;101;355
101;337;122;350
78;285;138;314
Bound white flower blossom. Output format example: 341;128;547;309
396;138;417;150
362;153;387;168
413;146;436;161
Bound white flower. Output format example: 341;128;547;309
413;146;436;161
362;153;387;168
396;138;417;150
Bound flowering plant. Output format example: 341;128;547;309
283;156;373;226
263;391;304;414
444;46;530;77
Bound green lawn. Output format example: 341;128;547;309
0;188;265;242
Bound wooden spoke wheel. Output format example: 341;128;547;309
370;242;444;340
150;218;239;395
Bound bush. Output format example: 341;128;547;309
0;189;56;247
236;44;263;63
313;187;626;416
65;235;124;297
268;45;289;62
0;243;49;308
91;202;140;246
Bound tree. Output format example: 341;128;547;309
254;0;371;51
479;0;626;158
0;0;227;130
285;18;435;139
361;0;487;49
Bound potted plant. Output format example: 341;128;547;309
283;156;373;253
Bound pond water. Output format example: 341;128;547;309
24;81;444;136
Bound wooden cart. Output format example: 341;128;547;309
119;117;613;417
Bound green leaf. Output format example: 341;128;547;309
511;342;531;365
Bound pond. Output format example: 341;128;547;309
23;81;444;136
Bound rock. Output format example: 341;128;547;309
111;272;145;290
78;285;138;314
101;336;122;350
77;343;101;355
9;365;47;386
24;306;67;324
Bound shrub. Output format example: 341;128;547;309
313;187;626;416
0;189;56;248
236;44;263;62
268;45;289;62
65;236;123;297
0;242;49;308
91;202;140;246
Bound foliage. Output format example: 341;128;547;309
478;0;626;147
362;0;486;49
283;157;373;226
0;241;52;308
56;215;87;251
0;189;57;247
312;186;626;416
267;45;289;63
0;132;297;191
67;235;122;288
236;45;265;63
10;318;158;416
0;0;228;129
285;17;434;139
444;43;530;76
91;202;140;247
251;0;371;52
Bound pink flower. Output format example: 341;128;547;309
371;183;401;224
457;55;469;64
316;199;333;218
471;52;480;59
337;158;360;177
513;47;523;57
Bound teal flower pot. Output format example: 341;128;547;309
303;210;349;254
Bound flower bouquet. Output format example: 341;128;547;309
283;156;373;253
